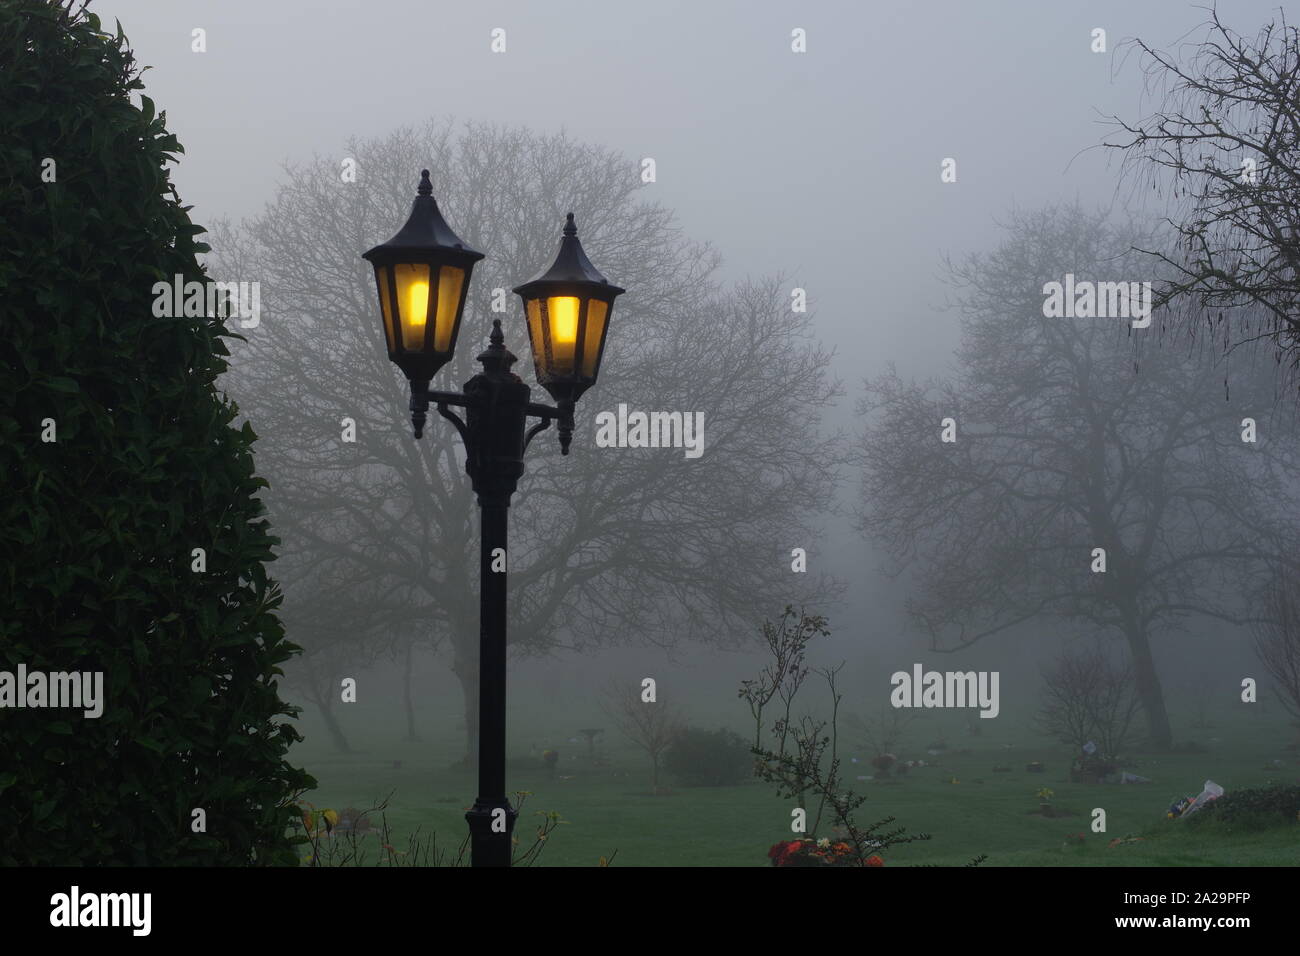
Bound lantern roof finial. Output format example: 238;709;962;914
512;212;624;298
361;168;484;265
476;318;517;374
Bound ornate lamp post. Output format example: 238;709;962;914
362;171;624;867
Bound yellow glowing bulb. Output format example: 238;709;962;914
406;280;429;331
550;297;580;345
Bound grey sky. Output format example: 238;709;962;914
93;0;1284;383
89;0;1290;660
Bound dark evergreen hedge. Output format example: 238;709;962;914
0;0;313;864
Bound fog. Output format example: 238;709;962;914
81;0;1300;866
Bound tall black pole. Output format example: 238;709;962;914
465;495;513;865
460;321;525;866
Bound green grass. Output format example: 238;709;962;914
292;716;1300;866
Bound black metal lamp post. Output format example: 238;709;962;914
362;171;624;867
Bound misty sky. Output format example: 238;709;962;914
87;0;1289;669
91;0;1284;375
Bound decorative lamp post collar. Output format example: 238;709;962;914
476;318;518;375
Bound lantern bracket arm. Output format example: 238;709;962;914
523;416;552;452
524;401;563;421
525;399;576;456
423;389;477;410
434;401;471;449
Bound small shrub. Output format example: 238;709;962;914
1190;784;1300;829
664;727;752;787
1070;752;1117;783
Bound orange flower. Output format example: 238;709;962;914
777;841;804;865
865;855;884;866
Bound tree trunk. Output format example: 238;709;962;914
402;641;420;742
451;647;479;770
1122;618;1173;749
315;694;352;753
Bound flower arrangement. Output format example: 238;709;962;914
1035;787;1056;816
1070;752;1117;784
1108;834;1144;848
768;838;884;867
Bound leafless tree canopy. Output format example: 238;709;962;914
1108;8;1300;387
856;204;1296;748
848;704;918;759
209;119;844;755
599;681;683;791
1038;644;1141;756
1253;566;1300;724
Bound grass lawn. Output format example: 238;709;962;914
292;712;1300;866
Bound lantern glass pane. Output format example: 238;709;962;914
373;265;396;352
546;296;581;373
525;297;544;374
394;263;432;350
434;266;465;352
580;299;608;378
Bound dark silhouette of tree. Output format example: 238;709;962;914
1253;566;1300;727
856;205;1292;749
1038;644;1140;758
600;681;683;793
1108;8;1300;387
210;119;844;759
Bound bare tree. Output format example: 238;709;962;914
1091;653;1142;758
210;119;844;757
738;605;828;757
857;205;1291;749
1039;649;1101;752
741;614;940;862
1107;8;1300;384
1039;645;1140;757
848;705;918;761
1253;566;1300;727
600;681;683;793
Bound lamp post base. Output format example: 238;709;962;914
465;799;518;868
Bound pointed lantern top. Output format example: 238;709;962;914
512;213;625;298
362;169;485;267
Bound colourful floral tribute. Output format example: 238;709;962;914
768;838;884;867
